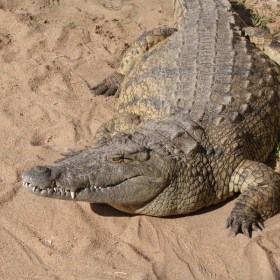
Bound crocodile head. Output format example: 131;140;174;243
22;132;173;214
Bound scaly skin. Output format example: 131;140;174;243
23;0;280;237
243;27;280;66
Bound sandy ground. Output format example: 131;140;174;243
1;0;280;279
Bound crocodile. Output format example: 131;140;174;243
23;0;280;237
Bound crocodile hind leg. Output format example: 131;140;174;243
91;27;177;97
92;112;141;146
91;71;124;98
226;160;280;237
243;27;280;65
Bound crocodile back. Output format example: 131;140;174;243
117;0;280;162
117;0;235;121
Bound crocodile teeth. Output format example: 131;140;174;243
48;188;54;195
32;186;37;192
71;191;76;199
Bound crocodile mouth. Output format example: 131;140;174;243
23;175;167;204
23;180;127;200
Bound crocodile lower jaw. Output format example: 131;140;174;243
23;181;118;200
23;175;167;204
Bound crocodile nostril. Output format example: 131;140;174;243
34;166;51;175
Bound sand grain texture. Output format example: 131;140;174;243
1;1;280;279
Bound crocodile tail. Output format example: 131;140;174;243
173;0;232;29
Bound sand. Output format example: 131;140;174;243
1;0;280;279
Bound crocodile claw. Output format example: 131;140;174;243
91;72;124;98
225;212;263;237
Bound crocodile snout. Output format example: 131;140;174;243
22;165;53;190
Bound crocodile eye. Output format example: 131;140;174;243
112;157;123;162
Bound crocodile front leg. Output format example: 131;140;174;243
226;160;280;237
91;27;177;97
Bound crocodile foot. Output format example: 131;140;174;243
91;72;124;98
226;160;280;237
225;205;263;237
